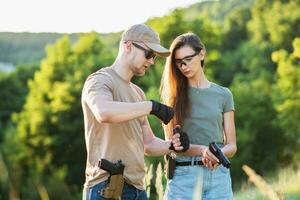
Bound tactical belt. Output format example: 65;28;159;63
175;160;204;166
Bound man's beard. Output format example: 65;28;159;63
132;66;146;76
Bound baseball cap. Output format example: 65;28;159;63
121;24;170;57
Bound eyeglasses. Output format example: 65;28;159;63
132;42;156;60
174;52;199;68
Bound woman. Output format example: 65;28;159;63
160;32;237;200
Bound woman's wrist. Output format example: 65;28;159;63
199;145;206;157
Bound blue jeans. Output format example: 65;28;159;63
164;157;233;200
83;180;148;200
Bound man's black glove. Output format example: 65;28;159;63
169;127;190;153
150;100;174;125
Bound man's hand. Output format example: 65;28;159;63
169;126;190;152
150;100;174;124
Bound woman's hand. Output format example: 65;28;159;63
202;146;219;170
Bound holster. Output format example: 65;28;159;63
100;175;125;200
165;155;176;179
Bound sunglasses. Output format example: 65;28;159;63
174;51;199;68
132;42;156;60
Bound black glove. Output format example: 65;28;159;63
150;100;174;125
169;127;190;153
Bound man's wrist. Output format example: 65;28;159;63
147;101;153;114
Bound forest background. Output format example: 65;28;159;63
0;0;300;199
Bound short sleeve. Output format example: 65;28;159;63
83;72;113;104
223;88;235;113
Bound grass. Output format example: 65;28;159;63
234;166;300;200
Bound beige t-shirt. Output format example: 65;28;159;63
81;67;146;190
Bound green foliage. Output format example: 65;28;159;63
0;32;75;65
3;32;113;199
183;0;254;23
223;6;251;50
0;64;37;123
0;32;119;67
231;75;284;181
272;38;300;162
148;9;189;48
248;0;300;51
0;64;38;145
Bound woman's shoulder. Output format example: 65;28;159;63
210;82;232;96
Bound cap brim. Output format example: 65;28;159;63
144;42;170;57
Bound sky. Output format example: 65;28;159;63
0;0;200;33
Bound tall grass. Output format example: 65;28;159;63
235;166;300;200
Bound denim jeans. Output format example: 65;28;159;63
83;180;148;200
164;157;233;200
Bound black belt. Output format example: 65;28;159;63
175;160;204;166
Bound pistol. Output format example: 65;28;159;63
98;159;125;175
209;142;231;168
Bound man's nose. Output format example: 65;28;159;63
148;57;155;65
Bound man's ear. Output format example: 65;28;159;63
124;41;132;53
199;48;206;61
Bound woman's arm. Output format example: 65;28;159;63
222;111;237;158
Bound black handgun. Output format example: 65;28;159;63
98;159;124;175
209;142;231;168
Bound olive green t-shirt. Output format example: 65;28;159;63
182;82;234;146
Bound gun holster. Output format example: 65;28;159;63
100;174;125;200
165;155;176;179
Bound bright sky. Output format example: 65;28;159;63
0;0;200;33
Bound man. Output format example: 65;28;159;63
81;24;189;200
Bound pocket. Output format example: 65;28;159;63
218;165;230;174
90;181;108;200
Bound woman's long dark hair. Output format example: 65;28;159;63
160;32;205;138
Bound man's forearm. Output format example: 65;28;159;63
94;101;152;123
144;137;171;156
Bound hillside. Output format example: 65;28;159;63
0;0;252;69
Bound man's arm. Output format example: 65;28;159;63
142;119;183;156
86;93;152;123
84;79;173;124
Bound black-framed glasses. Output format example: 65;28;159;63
132;42;156;60
174;52;199;68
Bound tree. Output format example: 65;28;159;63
230;74;284;179
0;64;38;142
272;37;300;163
9;33;112;199
248;0;300;51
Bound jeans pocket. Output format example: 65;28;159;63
89;181;108;200
219;165;230;174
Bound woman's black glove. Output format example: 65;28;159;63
150;100;174;124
